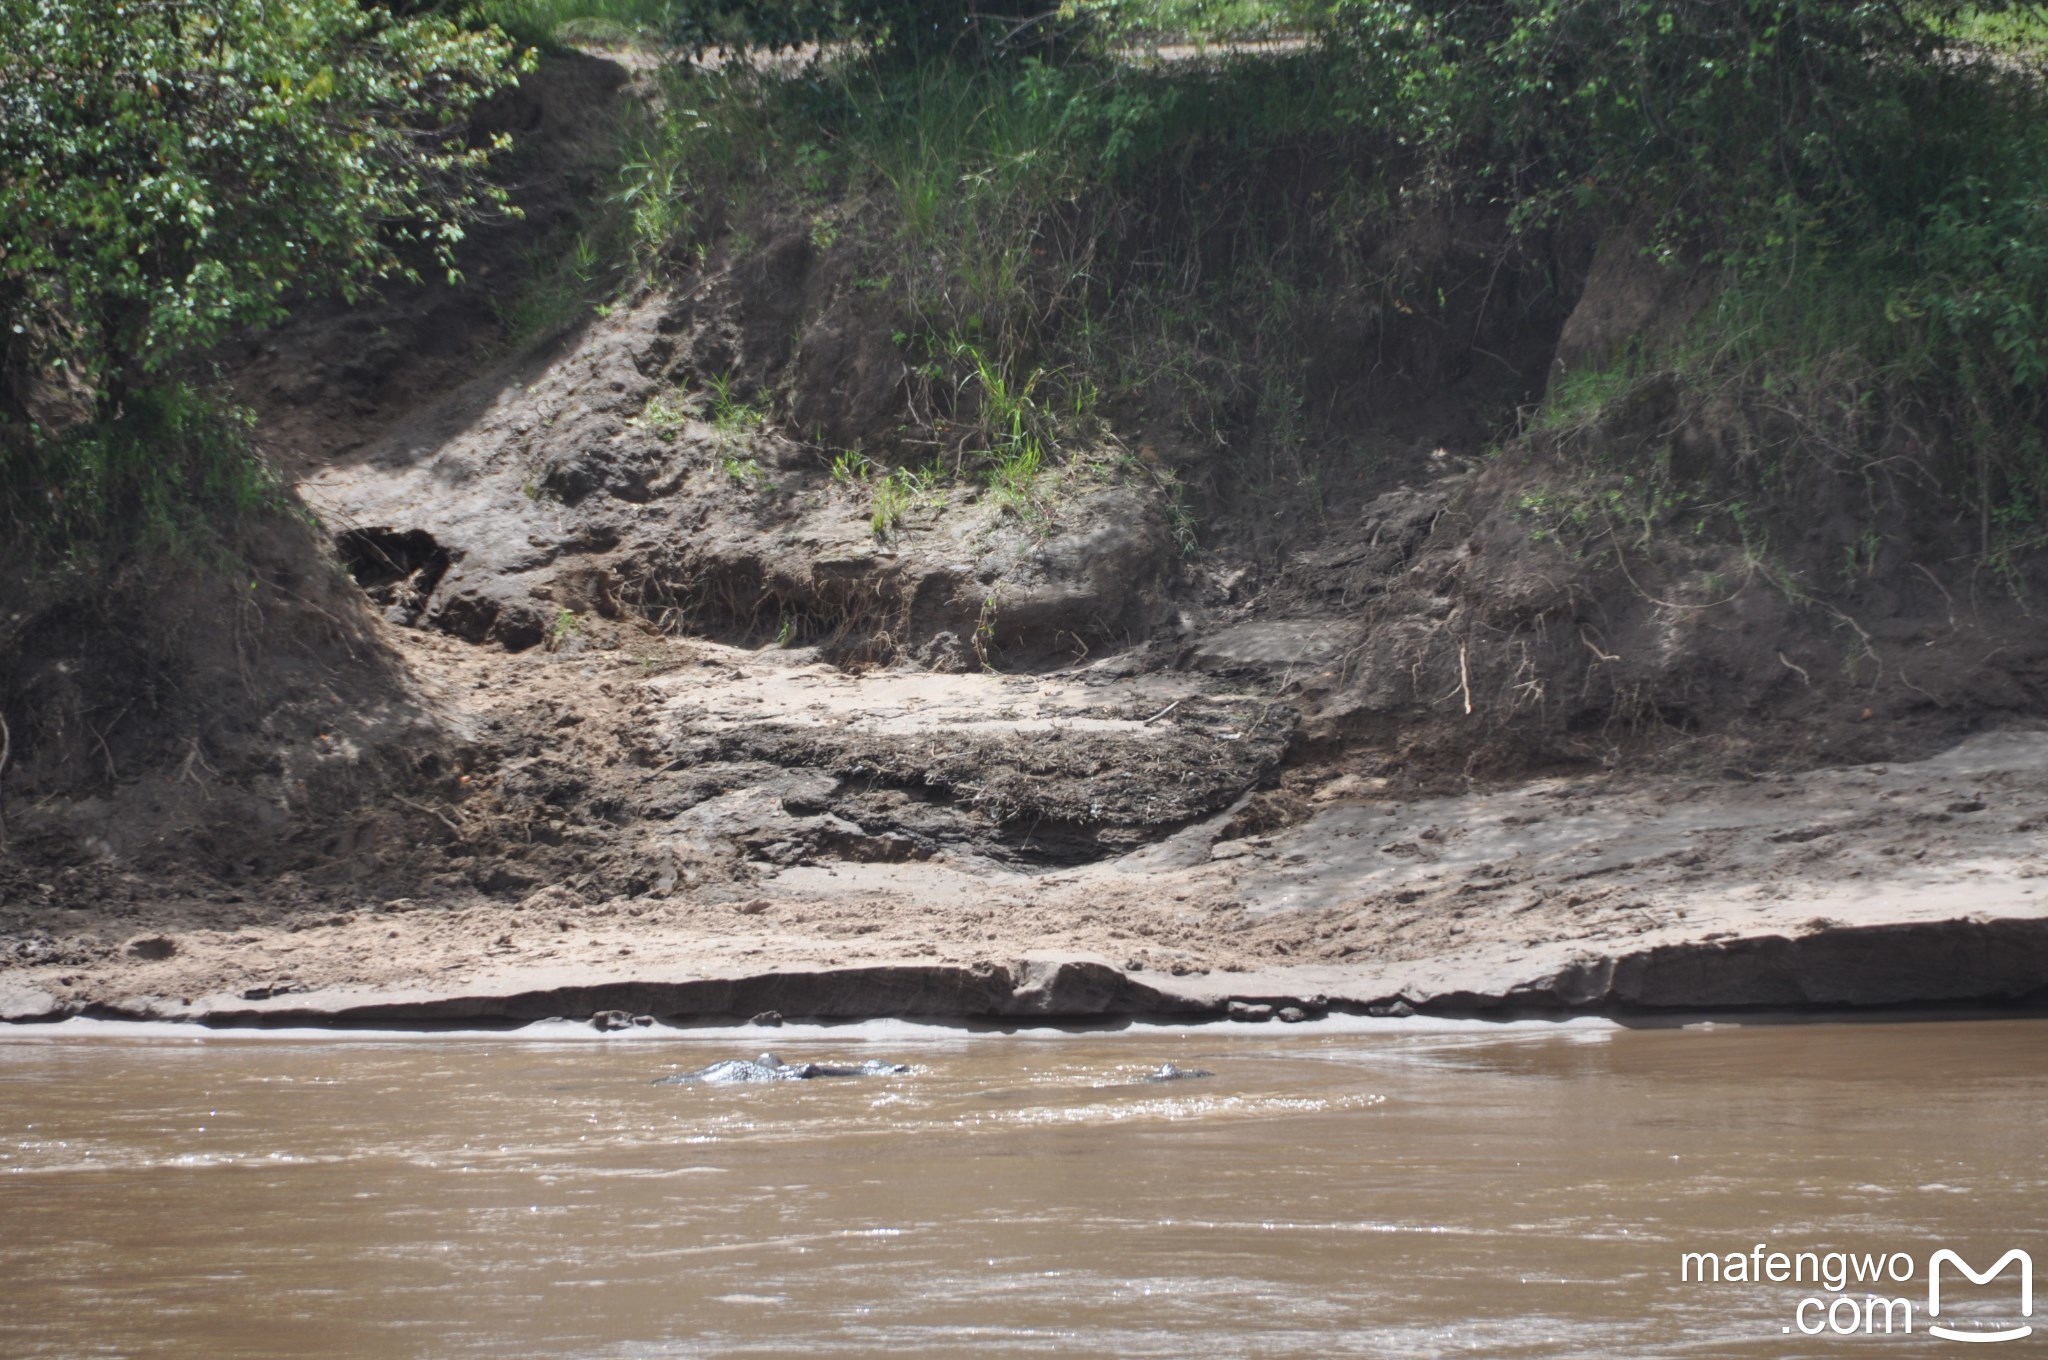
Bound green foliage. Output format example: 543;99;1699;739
468;0;678;49
1941;5;2048;53
720;453;772;489
662;0;1091;60
706;373;770;449
1094;0;1314;45
857;459;942;535
572;0;2048;551
545;606;581;650
1316;0;2048;265
0;383;281;567
1310;0;2048;539
470;0;1315;56
619;27;1385;526
0;0;542;580
635;389;696;441
19;0;2026;578
0;0;531;416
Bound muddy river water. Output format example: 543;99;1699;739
0;1017;2041;1358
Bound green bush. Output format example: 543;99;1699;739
0;383;280;568
0;0;531;424
1311;0;2048;533
1;0;533;568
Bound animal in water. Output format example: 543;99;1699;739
653;1052;911;1085
1143;1062;1215;1082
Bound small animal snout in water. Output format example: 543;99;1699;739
653;1053;912;1085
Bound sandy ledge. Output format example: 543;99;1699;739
7;731;2047;1028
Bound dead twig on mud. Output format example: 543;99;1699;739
1141;699;1181;725
1911;562;1957;631
87;702;131;784
1819;601;1883;677
1508;640;1547;713
1601;523;1751;612
1777;651;1811;686
1895;667;1946;708
0;708;11;845
393;793;464;837
1579;626;1620;664
1457;643;1473;716
174;736;218;798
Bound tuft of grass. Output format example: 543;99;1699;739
706;373;770;451
869;471;911;533
830;449;874;485
984;437;1047;517
720;454;772;490
545;606;581;651
868;461;943;536
634;389;695;441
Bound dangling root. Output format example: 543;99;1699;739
0;708;11;845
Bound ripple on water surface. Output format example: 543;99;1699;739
0;1019;2043;1358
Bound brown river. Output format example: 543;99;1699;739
0;1016;2041;1358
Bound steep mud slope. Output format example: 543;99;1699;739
0;54;633;899
1272;450;2048;783
0;516;447;886
298;284;1185;670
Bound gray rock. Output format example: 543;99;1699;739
1226;1001;1274;1022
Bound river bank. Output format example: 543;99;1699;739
7;722;2045;1027
6;47;2048;1030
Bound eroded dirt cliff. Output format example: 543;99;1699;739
4;51;2045;1022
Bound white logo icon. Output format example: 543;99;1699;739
1928;1249;2033;1344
